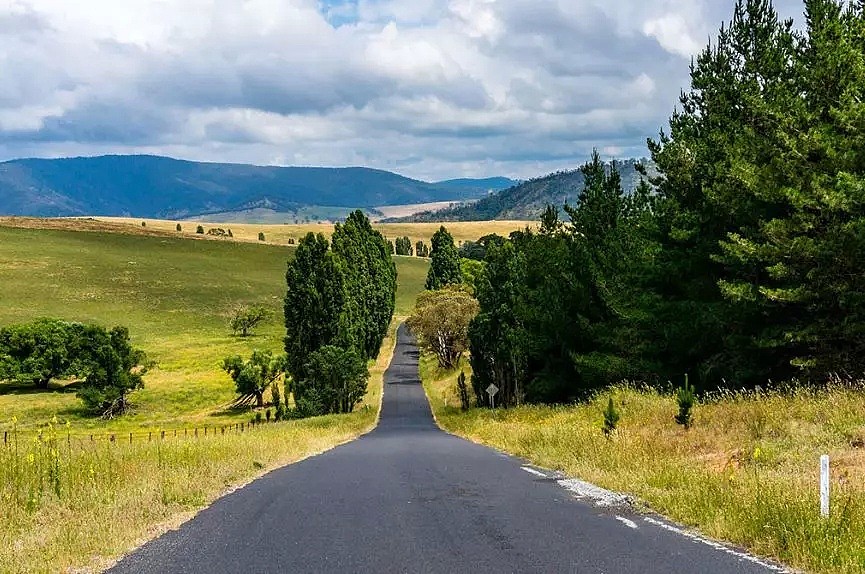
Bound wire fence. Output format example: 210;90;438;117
2;419;276;449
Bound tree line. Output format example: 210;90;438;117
282;210;397;416
423;0;865;408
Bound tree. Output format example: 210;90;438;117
458;240;486;261
76;326;148;418
222;350;286;408
0;319;86;389
415;240;429;257
425;226;462;290
387;240;395;255
395;236;413;256
331;210;397;360
460;258;485;295
258;232;266;241
296;345;369;415
408;286;479;369
196;225;204;234
229;304;269;337
284;233;346;385
175;223;182;232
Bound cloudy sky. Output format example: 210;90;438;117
0;0;805;181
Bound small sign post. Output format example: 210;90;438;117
820;455;830;518
486;383;499;409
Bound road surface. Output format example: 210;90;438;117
109;324;784;573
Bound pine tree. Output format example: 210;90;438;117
425;226;462;290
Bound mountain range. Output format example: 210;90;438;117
389;159;656;222
0;155;516;219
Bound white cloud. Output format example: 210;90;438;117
0;0;808;180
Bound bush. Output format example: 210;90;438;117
265;409;271;422
255;411;263;424
229;304;269;337
175;223;182;232
270;380;282;407
196;225;204;234
288;238;296;245
294;346;368;415
258;232;266;241
275;403;286;421
228;229;233;238
675;375;696;429
602;397;619;437
141;221;146;227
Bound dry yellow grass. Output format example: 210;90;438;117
95;216;532;246
422;358;865;574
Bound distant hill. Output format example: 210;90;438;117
390;159;655;222
0;155;516;219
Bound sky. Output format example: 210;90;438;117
0;0;805;181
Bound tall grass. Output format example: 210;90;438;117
423;357;865;574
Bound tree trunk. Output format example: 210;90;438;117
256;392;264;408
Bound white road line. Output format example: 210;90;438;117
642;517;788;572
521;466;549;478
615;516;638;529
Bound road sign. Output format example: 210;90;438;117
486;384;499;408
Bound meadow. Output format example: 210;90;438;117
422;358;865;574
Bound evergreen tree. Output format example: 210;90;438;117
284;233;346;385
425;226;462;290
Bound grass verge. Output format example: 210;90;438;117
421;356;865;574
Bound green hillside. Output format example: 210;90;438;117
0;225;429;431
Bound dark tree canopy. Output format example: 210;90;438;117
425;226;462;290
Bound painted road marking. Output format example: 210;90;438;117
615;516;638;529
521;466;549;479
642;517;788;572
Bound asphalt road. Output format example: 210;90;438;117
109;325;784;574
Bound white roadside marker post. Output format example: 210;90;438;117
820;454;830;518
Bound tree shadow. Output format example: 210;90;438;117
0;380;84;396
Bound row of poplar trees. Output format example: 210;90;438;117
470;0;865;407
284;210;397;414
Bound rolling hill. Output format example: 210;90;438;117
392;159;655;222
0;155;515;219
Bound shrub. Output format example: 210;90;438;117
175;223;182;232
675;375;696;429
228;229;233;238
275;403;286;421
456;371;470;411
258;232;266;241
141;221;146;227
288;238;296;245
294;346;368;415
265;408;271;422
196;225;204;234
270;380;282;407
602;397;619;437
255;411;263;424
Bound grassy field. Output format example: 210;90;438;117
0;224;428;432
422;358;865;574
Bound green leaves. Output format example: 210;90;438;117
425;226;462;290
